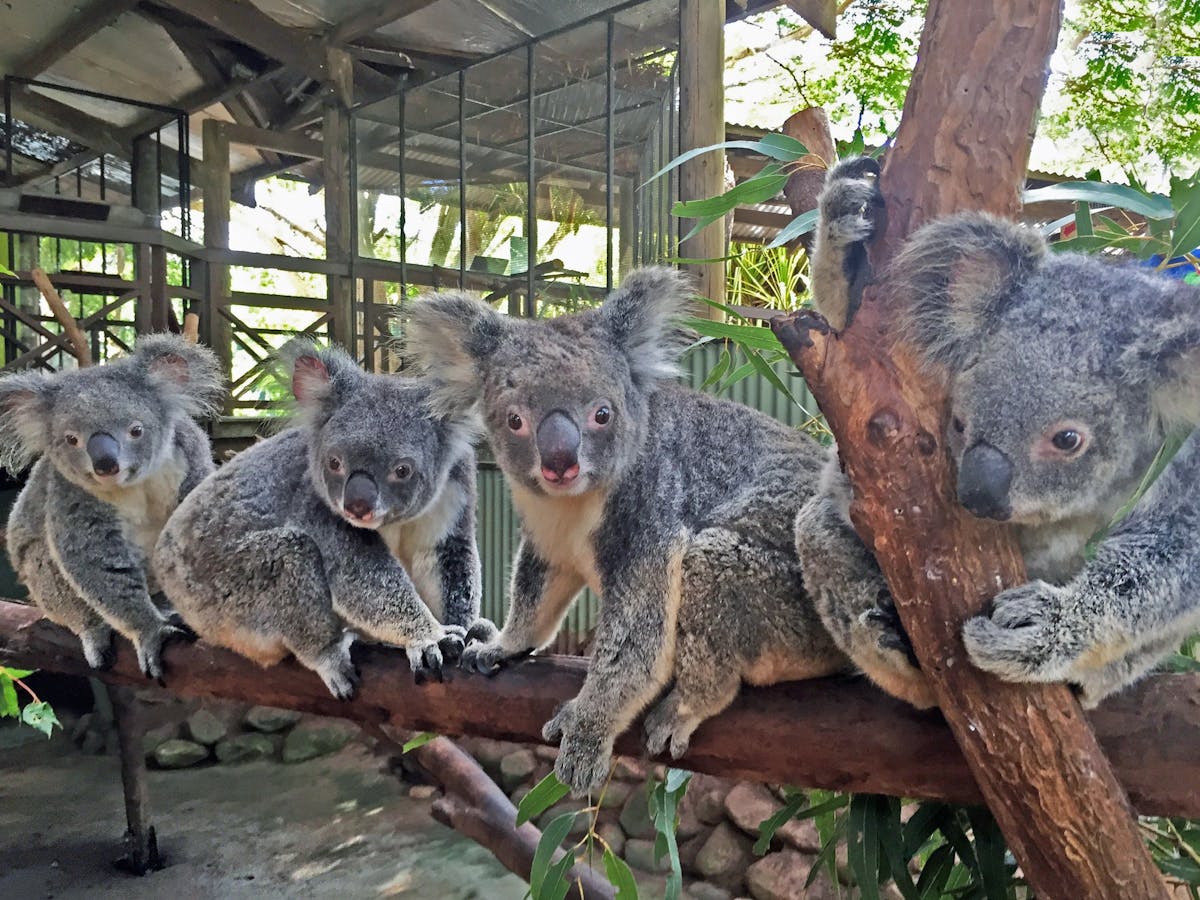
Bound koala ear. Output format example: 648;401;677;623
600;266;695;385
133;333;225;418
892;213;1046;370
0;370;58;472
405;292;504;417
1116;278;1200;426
278;339;357;409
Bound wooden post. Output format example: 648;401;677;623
771;1;1170;896
678;0;725;313
110;686;161;875
324;47;356;354
201;119;233;414
31;267;92;367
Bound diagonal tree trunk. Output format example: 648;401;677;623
772;1;1169;896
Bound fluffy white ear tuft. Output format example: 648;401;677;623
278;339;358;412
404;292;504;418
1117;279;1200;427
0;371;57;472
134;332;225;418
600;266;696;386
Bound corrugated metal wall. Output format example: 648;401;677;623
475;341;816;651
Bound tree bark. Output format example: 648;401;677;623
771;1;1169;897
2;601;1198;819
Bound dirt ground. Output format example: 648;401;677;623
0;722;529;899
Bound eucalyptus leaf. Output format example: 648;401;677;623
401;732;438;753
0;675;17;718
530;811;578;899
1022;182;1174;220
603;848;639;900
517;773;572;827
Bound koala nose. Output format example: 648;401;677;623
957;441;1013;521
343;471;378;522
536;410;581;484
86;432;121;476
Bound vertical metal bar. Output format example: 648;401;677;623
3;78;12;182
75;165;82;199
155;128;163;222
398;90;407;297
178;114;190;242
605;16;615;292
525;42;536;317
349;111;361;365
458;69;467;290
99;155;106;201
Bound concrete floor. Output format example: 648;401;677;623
0;722;529;899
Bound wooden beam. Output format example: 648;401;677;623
153;0;329;83
678;0;726;313
222;123;324;159
0;600;1198;817
327;0;440;46
323;48;355;350
201;119;233;414
10;0;139;77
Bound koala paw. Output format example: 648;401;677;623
643;695;696;760
409;638;449;685
464;617;499;646
80;626;116;671
438;627;467;665
136;622;194;682
459;638;530;676
543;700;613;796
820;157;883;246
863;589;919;669
963;580;1075;683
316;654;360;701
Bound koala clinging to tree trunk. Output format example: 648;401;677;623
154;340;481;699
0;335;222;678
799;156;1200;709
407;268;848;795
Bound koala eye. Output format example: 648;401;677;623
593;406;613;427
129;423;144;438
328;456;343;473
65;433;80;447
1051;429;1084;453
392;459;415;482
507;412;524;432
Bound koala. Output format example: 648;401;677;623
798;156;1200;709
407;268;846;794
154;340;482;699
0;335;222;678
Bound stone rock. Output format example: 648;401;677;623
154;738;209;769
243;706;302;733
688;883;734;900
408;785;439;801
281;721;356;763
186;708;229;746
510;784;533;808
677;800;706;840
624;837;671;873
694;822;754;892
598;821;625;857
214;732;275;764
598;779;633;809
499;749;537;791
534;744;559;762
141;722;179;757
618;785;657;840
746;848;838;900
724;783;820;853
685;773;736;826
679;829;711;875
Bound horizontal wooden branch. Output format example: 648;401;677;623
2;600;1198;817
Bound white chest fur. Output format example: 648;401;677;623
379;480;465;621
97;454;188;561
509;484;606;595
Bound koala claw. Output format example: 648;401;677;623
464;617;499;646
962;580;1073;683
316;652;359;700
644;704;694;761
409;640;446;685
862;591;920;669
544;701;612;796
460;640;527;676
438;629;466;665
136;622;193;681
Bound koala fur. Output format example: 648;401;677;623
0;335;222;677
407;268;845;794
153;340;482;699
799;156;1200;708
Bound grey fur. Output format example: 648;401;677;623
407;267;844;794
153;340;483;698
1;335;222;677
801;158;1200;708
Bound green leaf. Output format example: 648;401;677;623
847;796;881;900
0;262;14;278
916;844;958;899
664;768;691;793
603;847;639;899
517;773;572;827
746;347;808;412
966;807;1012;900
0;674;18;718
641;137;810;187
700;346;732;390
1169;177;1200;261
649;771;691;900
902;803;946;858
0;667;35;680
673;166;789;219
879;797;920;900
806;814;848;888
21;701;60;738
530;811;577;899
754;793;806;855
682;317;783;352
1157;856;1200;884
766;208;821;249
1161;652;1200;673
1022;182;1174;220
716;361;757;394
1073;201;1095;238
541;853;575;900
401;731;438;753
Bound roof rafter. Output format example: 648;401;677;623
10;0;140;78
